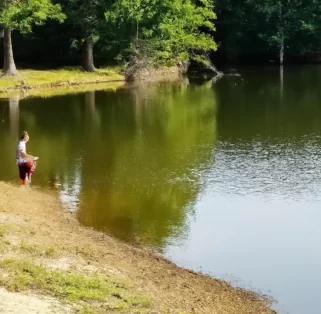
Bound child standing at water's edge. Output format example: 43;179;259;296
16;131;39;185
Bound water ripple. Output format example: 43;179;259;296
205;136;321;203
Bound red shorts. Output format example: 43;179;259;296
18;161;36;180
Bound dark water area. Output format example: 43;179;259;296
1;66;321;313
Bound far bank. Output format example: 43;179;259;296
0;66;185;98
0;67;124;93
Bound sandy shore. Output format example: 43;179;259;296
0;182;276;313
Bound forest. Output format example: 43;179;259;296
1;0;321;75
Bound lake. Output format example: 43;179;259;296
1;66;321;314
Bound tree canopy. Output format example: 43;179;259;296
0;0;65;75
106;0;217;65
0;0;65;32
2;0;321;72
215;0;321;64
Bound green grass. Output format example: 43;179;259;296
0;225;13;239
20;241;42;256
0;258;151;313
0;66;124;89
0;225;14;253
44;247;57;257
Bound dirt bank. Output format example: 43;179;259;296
0;182;276;314
126;66;182;82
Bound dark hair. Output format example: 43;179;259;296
20;131;28;141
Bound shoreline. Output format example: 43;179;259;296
0;66;183;99
0;67;125;98
0;182;276;314
0;78;125;92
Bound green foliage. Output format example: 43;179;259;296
215;0;321;62
0;0;65;33
252;0;321;58
2;0;321;68
63;0;109;41
106;0;217;65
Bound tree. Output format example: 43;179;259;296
214;0;261;62
248;0;321;64
214;0;321;64
106;0;217;66
64;0;110;72
0;0;65;76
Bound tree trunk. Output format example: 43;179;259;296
136;20;139;39
278;0;284;65
82;36;95;72
3;27;18;76
280;35;284;65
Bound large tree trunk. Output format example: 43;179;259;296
3;27;18;76
82;36;95;72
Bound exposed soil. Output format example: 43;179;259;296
0;288;71;314
127;66;182;82
0;182;276;314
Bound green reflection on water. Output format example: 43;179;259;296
79;83;218;246
0;82;217;248
215;66;321;140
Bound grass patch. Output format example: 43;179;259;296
44;247;57;257
0;226;9;251
20;241;42;255
0;227;5;238
0;66;124;90
76;246;96;258
0;258;151;312
0;225;14;239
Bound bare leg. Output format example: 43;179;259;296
24;173;29;186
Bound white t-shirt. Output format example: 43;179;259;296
16;141;26;165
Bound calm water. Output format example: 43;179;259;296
1;66;321;313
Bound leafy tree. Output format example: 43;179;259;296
106;0;217;66
63;0;111;72
248;0;321;64
0;0;65;76
214;0;321;64
215;0;263;62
